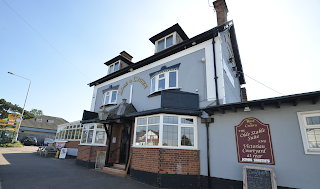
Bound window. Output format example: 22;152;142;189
297;110;320;154
47;120;54;123
56;123;83;141
109;61;120;74
36;118;42;122
134;114;197;149
80;123;107;146
103;90;118;104
156;35;174;52
151;71;178;93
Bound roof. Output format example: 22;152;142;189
104;55;134;66
20;115;68;131
203;90;320;115
149;23;189;44
89;20;245;86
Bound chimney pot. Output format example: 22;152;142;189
213;0;229;26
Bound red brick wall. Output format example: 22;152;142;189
65;141;80;148
76;145;108;163
131;148;200;175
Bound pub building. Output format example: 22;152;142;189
54;0;320;188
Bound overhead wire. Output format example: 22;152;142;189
2;0;92;82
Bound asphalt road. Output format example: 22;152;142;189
0;146;154;189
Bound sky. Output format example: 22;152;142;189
1;0;319;122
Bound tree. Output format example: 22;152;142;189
0;99;43;120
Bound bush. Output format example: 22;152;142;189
0;140;24;148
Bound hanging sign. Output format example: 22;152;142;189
235;118;275;165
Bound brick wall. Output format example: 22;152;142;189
76;145;108;163
131;148;200;175
65;141;79;148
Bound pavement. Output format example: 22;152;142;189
0;146;155;189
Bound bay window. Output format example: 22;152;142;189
151;71;178;93
103;90;118;105
56;123;83;141
134;114;197;149
81;123;107;146
297;110;320;154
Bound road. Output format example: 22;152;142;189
0;146;154;189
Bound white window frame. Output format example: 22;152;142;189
80;123;107;146
155;32;176;53
297;110;320;155
56;123;83;141
133;114;198;150
150;70;179;93
103;90;118;105
109;61;120;74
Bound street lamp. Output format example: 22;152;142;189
8;72;31;141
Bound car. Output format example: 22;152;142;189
42;138;54;146
21;136;37;146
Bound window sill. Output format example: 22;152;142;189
79;143;107;147
100;103;117;109
148;88;181;98
132;145;198;150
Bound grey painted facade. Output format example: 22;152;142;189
199;101;320;189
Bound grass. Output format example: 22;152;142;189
0;140;24;148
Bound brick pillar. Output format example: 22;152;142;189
213;0;229;25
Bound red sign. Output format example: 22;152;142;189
235;118;275;165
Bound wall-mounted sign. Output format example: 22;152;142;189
235;118;275;165
242;165;277;189
118;76;147;95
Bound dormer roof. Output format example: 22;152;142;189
149;23;189;44
104;55;134;66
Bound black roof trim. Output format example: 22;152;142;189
203;90;320;115
104;55;134;66
149;23;189;44
89;21;243;87
124;108;202;118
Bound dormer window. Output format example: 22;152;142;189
157;35;173;52
109;61;120;74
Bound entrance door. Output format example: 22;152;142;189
119;129;128;164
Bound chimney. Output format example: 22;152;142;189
213;0;229;26
120;51;133;61
241;87;248;102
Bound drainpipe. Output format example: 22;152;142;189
212;30;220;105
201;118;214;189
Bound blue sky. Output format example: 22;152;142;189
1;0;319;122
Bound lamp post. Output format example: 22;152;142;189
8;72;31;141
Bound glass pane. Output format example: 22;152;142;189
61;131;65;139
84;125;89;130
163;125;178;146
169;72;176;87
148;116;160;124
181;127;194;146
71;130;75;139
75;129;80;140
109;65;114;73
135;126;146;146
307;129;320;148
81;130;88;143
111;91;117;103
137;118;147;125
306;116;320;125
97;124;104;129
147;125;159;146
163;116;178;124
88;130;93;144
89;124;95;129
105;94;110;104
95;131;105;144
114;63;119;72
157;39;165;52
181;118;194;124
166;35;173;48
152;77;156;92
67;126;69;129
158;78;165;90
77;125;80;128
65;130;69;139
55;131;59;139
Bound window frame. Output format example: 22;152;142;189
56;123;83;141
109;61;120;74
103;90;118;105
133;114;198;150
297;110;320;155
155;33;176;53
150;70;178;93
80;123;107;146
